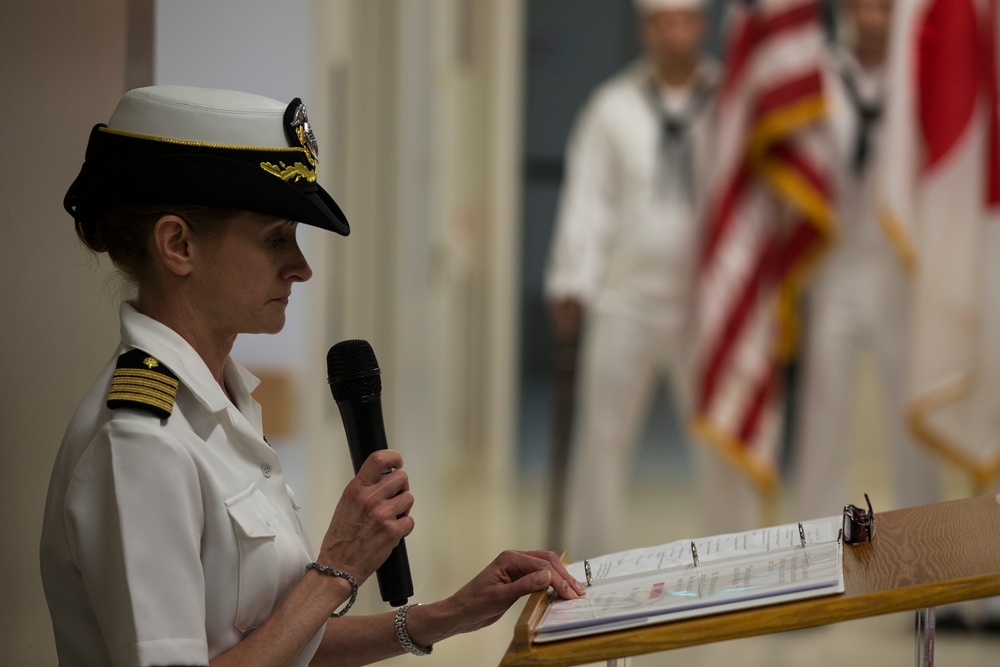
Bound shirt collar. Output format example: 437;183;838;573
643;57;719;93
118;301;261;415
833;47;884;100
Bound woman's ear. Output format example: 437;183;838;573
151;214;194;277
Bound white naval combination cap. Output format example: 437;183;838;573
64;85;350;235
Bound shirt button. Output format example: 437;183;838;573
261;463;272;478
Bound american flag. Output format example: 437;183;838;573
692;0;833;495
878;0;1000;490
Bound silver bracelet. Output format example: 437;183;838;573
394;603;433;656
305;562;358;618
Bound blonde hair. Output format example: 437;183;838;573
75;204;240;285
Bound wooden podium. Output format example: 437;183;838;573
499;494;1000;667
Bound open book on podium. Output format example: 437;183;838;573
535;518;844;643
504;495;1000;667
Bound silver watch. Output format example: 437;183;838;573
394;603;433;656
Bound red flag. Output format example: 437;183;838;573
878;0;1000;488
693;0;834;494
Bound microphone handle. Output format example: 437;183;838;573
336;395;414;606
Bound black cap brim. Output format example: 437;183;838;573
65;125;350;235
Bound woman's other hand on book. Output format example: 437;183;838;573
424;550;587;637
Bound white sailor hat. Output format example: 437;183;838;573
64;85;349;235
634;0;707;13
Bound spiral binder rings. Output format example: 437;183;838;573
536;517;846;643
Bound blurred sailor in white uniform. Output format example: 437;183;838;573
546;0;758;560
793;0;940;520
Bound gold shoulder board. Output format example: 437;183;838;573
106;349;180;419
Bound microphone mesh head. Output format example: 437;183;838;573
327;339;382;401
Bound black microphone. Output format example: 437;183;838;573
327;339;413;607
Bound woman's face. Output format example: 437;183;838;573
191;211;313;339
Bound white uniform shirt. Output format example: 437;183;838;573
822;48;892;268
545;59;717;326
40;302;323;667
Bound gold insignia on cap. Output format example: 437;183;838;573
260;160;317;183
106;349;180;419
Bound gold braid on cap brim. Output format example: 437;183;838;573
98;127;317;183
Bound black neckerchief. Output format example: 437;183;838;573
838;59;883;177
645;71;716;200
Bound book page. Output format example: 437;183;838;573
540;538;843;638
566;518;838;585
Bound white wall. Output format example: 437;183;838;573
155;0;313;104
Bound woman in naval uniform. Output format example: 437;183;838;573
40;85;584;667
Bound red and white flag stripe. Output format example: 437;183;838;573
693;0;834;494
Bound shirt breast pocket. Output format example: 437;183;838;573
225;485;280;633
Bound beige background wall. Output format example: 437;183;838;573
1;2;130;662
